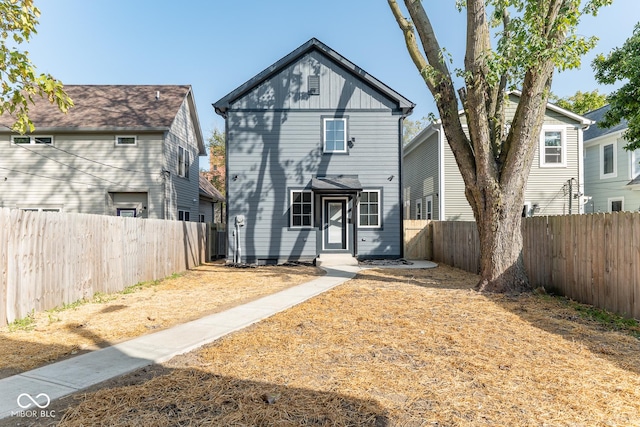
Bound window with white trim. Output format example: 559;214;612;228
359;190;380;228
178;146;189;178
290;190;313;228
415;199;422;220
609;197;624;212
323;118;347;153
425;195;433;220
21;207;61;212
178;209;190;221
539;127;566;167
631;149;640;179
12;135;53;145
116;136;137;146
600;141;617;178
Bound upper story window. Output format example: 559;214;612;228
539;127;566;167
116;136;137;146
359;190;381;228
415;199;422;220
178;146;189;178
12;135;53;145
323;118;347;153
630;149;640;180
291;190;313;228
600;141;617;179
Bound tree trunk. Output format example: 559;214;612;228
474;194;529;293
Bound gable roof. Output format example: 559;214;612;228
3;85;206;154
583;104;628;141
199;175;224;202
213;38;415;116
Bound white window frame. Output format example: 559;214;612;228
323;117;347;153
539;127;567;168
608;197;624;212
12;135;54;145
199;214;206;223
290;190;313;229
425;195;433;220
178;209;190;221
115;135;137;146
415;199;422;220
21;207;62;212
358;189;381;229
630;148;640;180
600;140;617;179
178;146;189;178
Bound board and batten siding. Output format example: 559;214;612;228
0;133;166;218
230;50;398;112
403;129;440;220
165;98;201;221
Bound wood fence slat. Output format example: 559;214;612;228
0;208;209;327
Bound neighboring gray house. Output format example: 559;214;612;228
0;85;207;220
403;93;593;221
583;105;638;212
214;38;414;264
198;174;224;223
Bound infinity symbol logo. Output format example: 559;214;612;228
17;393;50;409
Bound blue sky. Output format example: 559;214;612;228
25;1;639;168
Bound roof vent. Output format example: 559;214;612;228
308;75;320;96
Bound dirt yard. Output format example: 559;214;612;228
3;262;640;426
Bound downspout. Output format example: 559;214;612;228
398;112;408;259
436;125;444;220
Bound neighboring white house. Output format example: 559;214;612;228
0;85;215;221
403;93;594;221
583;105;638;213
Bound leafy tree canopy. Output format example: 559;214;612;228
550;89;607;115
0;0;72;133
593;22;640;150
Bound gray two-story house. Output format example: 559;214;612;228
214;38;414;264
403;93;593;220
583;105;639;212
0;85;210;220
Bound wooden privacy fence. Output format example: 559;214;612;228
403;213;640;319
0;208;207;327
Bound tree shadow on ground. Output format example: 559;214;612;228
382;263;640;377
1;363;389;427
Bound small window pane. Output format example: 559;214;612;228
611;200;623;212
603;144;614;174
34;137;52;144
293;216;302;226
302;192;311;202
293;204;301;214
117;136;136;145
302;216;311;226
13;137;31;144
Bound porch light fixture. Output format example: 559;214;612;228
233;175;238;181
388;175;394;181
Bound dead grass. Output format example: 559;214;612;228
4;264;640;426
0;261;323;378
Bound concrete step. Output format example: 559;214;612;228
315;253;359;267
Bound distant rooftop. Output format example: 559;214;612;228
583;104;628;141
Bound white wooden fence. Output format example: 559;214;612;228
0;208;206;326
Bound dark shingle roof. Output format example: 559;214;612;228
199;175;224;202
583;104;628;141
16;85;193;131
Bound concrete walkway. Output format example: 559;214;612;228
0;260;436;420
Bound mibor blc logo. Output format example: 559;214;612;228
12;393;55;418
